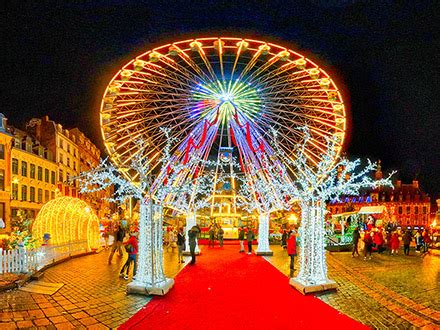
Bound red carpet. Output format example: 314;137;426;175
120;246;368;330
197;238;257;245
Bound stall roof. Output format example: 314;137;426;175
331;211;358;218
358;206;385;214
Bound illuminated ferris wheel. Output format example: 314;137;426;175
100;37;347;188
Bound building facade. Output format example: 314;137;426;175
328;165;431;228
0;114;113;235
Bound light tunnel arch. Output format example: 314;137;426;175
32;197;100;250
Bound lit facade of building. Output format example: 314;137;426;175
0;114;113;234
328;165;431;228
0;114;13;234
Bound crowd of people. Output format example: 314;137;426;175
352;224;432;260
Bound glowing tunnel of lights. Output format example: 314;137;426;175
99;37;348;210
32;197;100;250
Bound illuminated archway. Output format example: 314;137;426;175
32;197;100;250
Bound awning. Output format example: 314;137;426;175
331;211;358;218
358;206;385;214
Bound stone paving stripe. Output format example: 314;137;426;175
20;282;64;295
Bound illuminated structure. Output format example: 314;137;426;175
32;196;100;250
98;37;351;295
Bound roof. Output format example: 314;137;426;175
358;206;386;214
331;211;358;218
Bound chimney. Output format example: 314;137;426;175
395;180;401;189
412;180;419;189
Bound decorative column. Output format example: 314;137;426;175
255;212;273;256
183;210;200;255
127;199;174;295
290;200;337;294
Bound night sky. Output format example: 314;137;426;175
3;1;440;201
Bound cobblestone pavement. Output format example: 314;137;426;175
0;246;187;329
0;245;439;329
265;246;440;329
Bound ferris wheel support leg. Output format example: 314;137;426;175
255;213;273;256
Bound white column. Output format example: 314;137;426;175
127;199;174;295
255;213;273;255
290;200;336;294
184;211;200;254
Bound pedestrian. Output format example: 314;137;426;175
352;227;360;257
188;225;199;264
247;227;255;255
390;231;400;255
281;229;288;249
177;227;185;263
363;231;373;260
287;230;297;277
415;231;423;253
403;229;412;255
208;225;216;248
422;229;431;253
238;227;245;252
108;223;126;264
102;226;110;249
119;232;138;280
374;229;384;254
218;225;224;247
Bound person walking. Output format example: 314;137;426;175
208;226;216;248
287;230;297;277
363;231;373;260
188;225;199;264
218;225;224;248
238;227;245;253
352;227;360;257
108;224;125;264
177;227;185;263
390;231;400;255
415;231;423;253
119;232;138;280
422;229;431;253
281;229;288;249
247;227;255;255
403;229;412;256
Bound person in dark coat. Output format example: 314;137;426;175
208;225;216;248
352;227;360;257
287;230;297;277
108;224;126;264
188;226;199;264
177;227;185;263
119;232;138;280
403;230;412;256
363;231;373;260
281;229;288;249
217;226;224;247
246;228;255;255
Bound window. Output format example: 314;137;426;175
30;187;35;202
67;144;70;153
59;169;63;182
65;186;69;196
67;157;70;167
37;166;43;181
21;185;27;201
406;206;411;215
51;191;55;200
44;168;49;183
30;164;36;179
38;188;43;203
0;144;4;159
73;161;76;171
423;206;427;214
398;206;403;215
51;171;56;184
0;170;4;191
21;161;27;176
12;158;19;174
414;206;419;215
12;183;19;200
45;190;49;202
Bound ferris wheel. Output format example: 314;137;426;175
100;37;347;185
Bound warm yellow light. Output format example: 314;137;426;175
295;58;306;69
32;197;100;251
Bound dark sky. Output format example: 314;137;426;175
3;1;440;201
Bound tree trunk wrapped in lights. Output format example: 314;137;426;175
255;213;271;255
184;211;200;255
